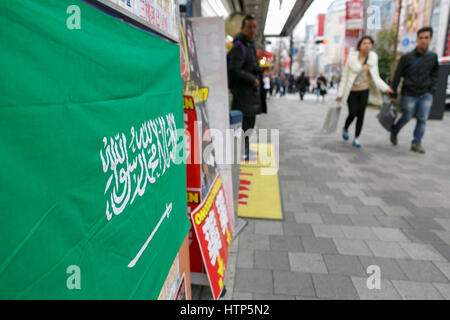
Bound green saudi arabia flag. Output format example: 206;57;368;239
0;0;190;299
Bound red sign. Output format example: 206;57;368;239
190;175;232;300
183;95;204;273
346;0;363;20
317;14;326;37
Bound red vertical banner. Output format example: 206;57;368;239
190;175;232;300
344;0;363;65
183;95;204;273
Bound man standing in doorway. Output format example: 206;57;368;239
390;27;440;154
229;14;264;161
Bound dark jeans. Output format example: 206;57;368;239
344;89;369;138
242;115;256;156
299;89;306;101
392;93;433;145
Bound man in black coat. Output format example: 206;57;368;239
229;14;264;160
390;27;439;154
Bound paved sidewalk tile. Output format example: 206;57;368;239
253;293;296;300
406;217;445;231
341;226;378;240
433;283;450;299
273;271;316;297
349;215;382;227
399;242;447;261
366;241;409;259
433;262;450;281
355;206;385;216
255;221;284;235
392;280;444;300
288;252;328;274
234;269;273;294
312;274;359;300
334;239;373;256
358;256;409;280
371;227;410;242
294;212;323;224
232;292;253;300
435;218;450;231
351;278;402;300
376;216;412;229
301;236;339;254
329;204;358;215
320;214;354;226
323;254;366;277
237;249;254;269
270;235;303;252
238;233;270;250
283;223;314;237
312;224;345;239
254;250;290;271
396;260;449;282
380;206;414;217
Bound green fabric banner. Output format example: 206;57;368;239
0;0;190;299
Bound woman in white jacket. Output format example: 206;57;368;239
337;36;393;147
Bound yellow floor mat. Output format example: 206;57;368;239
238;144;283;220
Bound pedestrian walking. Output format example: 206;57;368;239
269;74;275;97
390;27;439;154
229;14;264;160
336;36;393;147
275;75;281;97
263;73;271;100
316;73;327;102
296;72;310;101
282;76;288;97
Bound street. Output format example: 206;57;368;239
195;89;450;300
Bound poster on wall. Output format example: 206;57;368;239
0;0;190;299
190;17;236;235
180;17;233;275
96;0;180;41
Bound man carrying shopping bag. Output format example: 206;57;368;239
390;27;439;154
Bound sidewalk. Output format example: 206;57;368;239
198;92;450;300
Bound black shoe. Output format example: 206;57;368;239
410;143;425;154
390;132;397;146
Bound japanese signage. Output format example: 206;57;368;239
344;0;363;65
97;0;179;42
0;0;190;299
190;176;232;300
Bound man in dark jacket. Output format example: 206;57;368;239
229;14;264;160
390;27;439;154
296;72;310;101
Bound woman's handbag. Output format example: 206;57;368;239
322;106;341;133
377;95;397;132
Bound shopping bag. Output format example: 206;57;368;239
377;95;397;132
321;106;341;133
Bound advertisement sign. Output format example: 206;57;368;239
190;176;232;300
97;0;179;41
180;18;233;278
399;33;417;53
190;17;235;235
0;0;190;299
183;95;204;273
344;0;363;65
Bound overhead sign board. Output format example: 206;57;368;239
97;0;180;42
